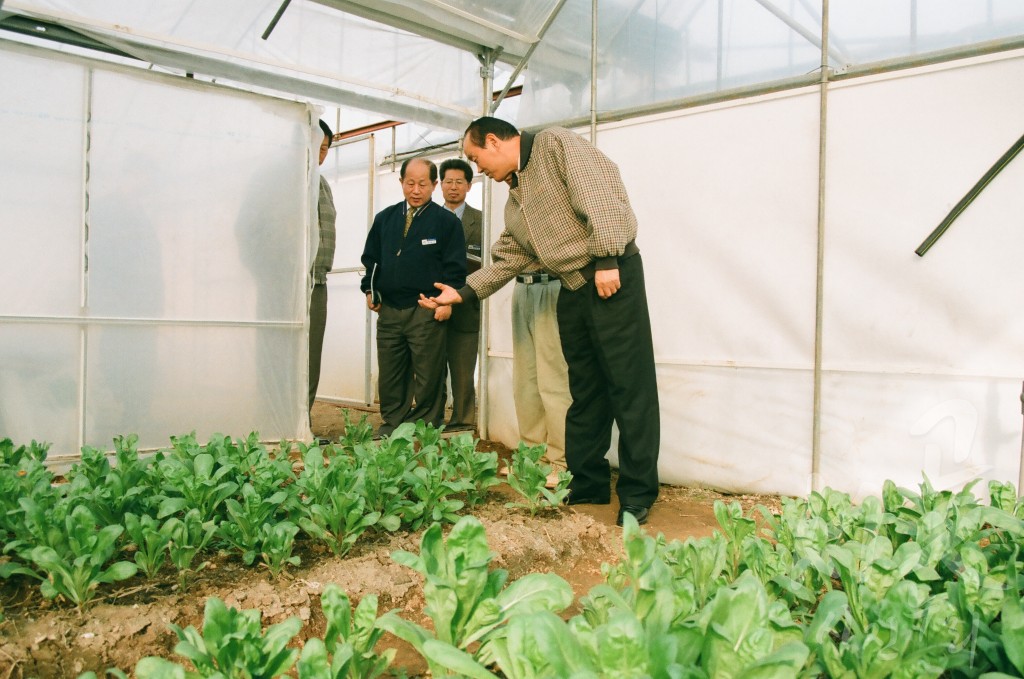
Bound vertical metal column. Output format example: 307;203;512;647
716;0;724;90
590;0;598;142
478;52;495;439
77;67;93;452
1019;381;1024;494
811;0;831;492
364;133;376;406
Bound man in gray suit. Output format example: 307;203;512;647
439;158;482;430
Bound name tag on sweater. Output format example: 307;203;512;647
421;238;437;245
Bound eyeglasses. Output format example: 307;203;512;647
441;179;467;186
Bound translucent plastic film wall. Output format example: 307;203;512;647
519;0;1024;128
0;42;314;465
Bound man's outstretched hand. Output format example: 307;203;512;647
418;283;463;309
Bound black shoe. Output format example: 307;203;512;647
617;505;650;526
315;437;332;447
566;493;611;506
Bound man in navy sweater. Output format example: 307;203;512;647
361;157;466;436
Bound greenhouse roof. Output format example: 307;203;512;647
3;0;1024;133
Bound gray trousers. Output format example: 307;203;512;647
377;304;447;430
512;279;570;470
444;324;479;426
308;283;327;412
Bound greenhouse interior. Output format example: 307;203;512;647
3;0;1024;501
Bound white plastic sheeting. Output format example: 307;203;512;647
0;42;316;463
818;55;1024;499
5;1;1024;163
2;0;520;131
319;50;1024;500
519;0;1024;127
3;0;1024;498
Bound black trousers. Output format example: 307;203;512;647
556;254;660;507
377;304;447;430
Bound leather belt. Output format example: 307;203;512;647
515;272;556;284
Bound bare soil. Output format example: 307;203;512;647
0;402;782;678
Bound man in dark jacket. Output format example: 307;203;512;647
360;157;466;436
438;158;482;431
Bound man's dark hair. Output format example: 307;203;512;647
439;157;473;184
319;119;333;141
464;116;519;148
400;156;438;182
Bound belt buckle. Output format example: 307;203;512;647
518;271;551;284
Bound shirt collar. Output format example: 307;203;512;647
510;130;534;189
519;130;535;171
445;202;467;219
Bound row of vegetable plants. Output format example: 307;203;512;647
90;476;1024;678
0;419;570;610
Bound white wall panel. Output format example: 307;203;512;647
1;43;313;458
657;364;813;497
0;49;84;317
484;357;519;450
320;274;373;405
0;326;80;454
323;154;372;272
819;373;1021;502
87;71;308;323
83;324;305;451
823;57;1024;375
599;92;821;367
818;54;1024;497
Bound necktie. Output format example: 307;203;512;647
403;206;416;237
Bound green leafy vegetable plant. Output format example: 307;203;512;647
503;442;570;515
136;596;301;679
153;434;239;522
292;450;381;557
336;411;375;449
218;482;290;565
0;441;58;549
712;499;757;580
163;508;216;591
65;435;154;526
442;433;500;508
378;516;573;677
399;445;470;531
259;520;300;578
349;439;413;532
123;512;171;579
0;505;137;608
296;585;395;679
